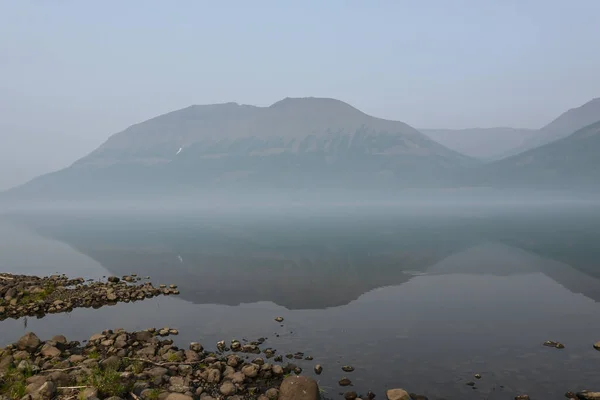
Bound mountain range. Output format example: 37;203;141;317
420;97;600;160
2;96;600;202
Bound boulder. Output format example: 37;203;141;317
17;333;41;352
386;389;411;400
40;344;61;358
279;376;319;400
242;364;259;378
220;382;237;396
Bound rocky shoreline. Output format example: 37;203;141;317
0;328;320;400
2;273;600;400
0;273;179;321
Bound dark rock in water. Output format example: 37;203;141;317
275;317;284;322
345;391;358;400
279;376;319;400
594;342;600;351
466;382;476;387
565;392;577;399
107;276;120;283
342;365;355;372
314;364;323;375
274;355;283;362
304;355;313;360
386;389;410;400
474;373;482;379
515;395;531;400
410;394;428;400
339;378;352;387
367;391;376;400
543;340;565;349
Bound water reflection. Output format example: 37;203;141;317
4;206;600;309
2;207;600;398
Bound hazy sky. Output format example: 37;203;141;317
1;0;600;190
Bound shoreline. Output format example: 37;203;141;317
1;273;598;400
0;273;179;321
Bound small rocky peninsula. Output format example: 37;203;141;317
0;273;179;321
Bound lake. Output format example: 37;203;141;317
1;203;600;399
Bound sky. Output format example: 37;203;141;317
1;0;600;190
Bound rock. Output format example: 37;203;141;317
189;342;203;352
219;382;237;396
0;355;14;371
386;389;410;400
342;365;355;372
231;371;245;384
565;392;576;399
275;317;284;322
265;388;279;400
207;368;221;383
314;364;323;375
40;344;61;358
107;293;118;301
165;394;193;400
272;365;284;375
108;276;120;283
100;355;121;370
367;391;376;400
339;378;352;387
89;333;105;342
34;381;56;400
474;373;482;379
80;387;99;400
17;332;41;352
515;396;530;400
543;340;565;349
135;331;154;342
242;363;259;378
279;376;319;400
345;392;358;400
594;342;600;351
466;382;476;387
409;394;428;400
51;335;67;344
577;393;600;400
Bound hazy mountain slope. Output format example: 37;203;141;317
3;98;475;201
471;120;600;187
419;127;536;159
514;97;600;154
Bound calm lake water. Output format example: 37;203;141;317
1;204;600;399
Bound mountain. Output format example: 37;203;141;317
3;97;474;202
419;127;536;160
514;97;600;154
470;120;600;187
420;98;600;160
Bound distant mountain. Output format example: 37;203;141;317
470;120;600;187
514;97;600;155
421;98;600;160
419;127;536;160
3;97;474;201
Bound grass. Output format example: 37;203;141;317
87;367;127;398
145;388;161;400
87;350;100;359
18;283;56;304
0;366;33;399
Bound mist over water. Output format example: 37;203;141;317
2;200;600;398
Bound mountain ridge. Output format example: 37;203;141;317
3;97;474;201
